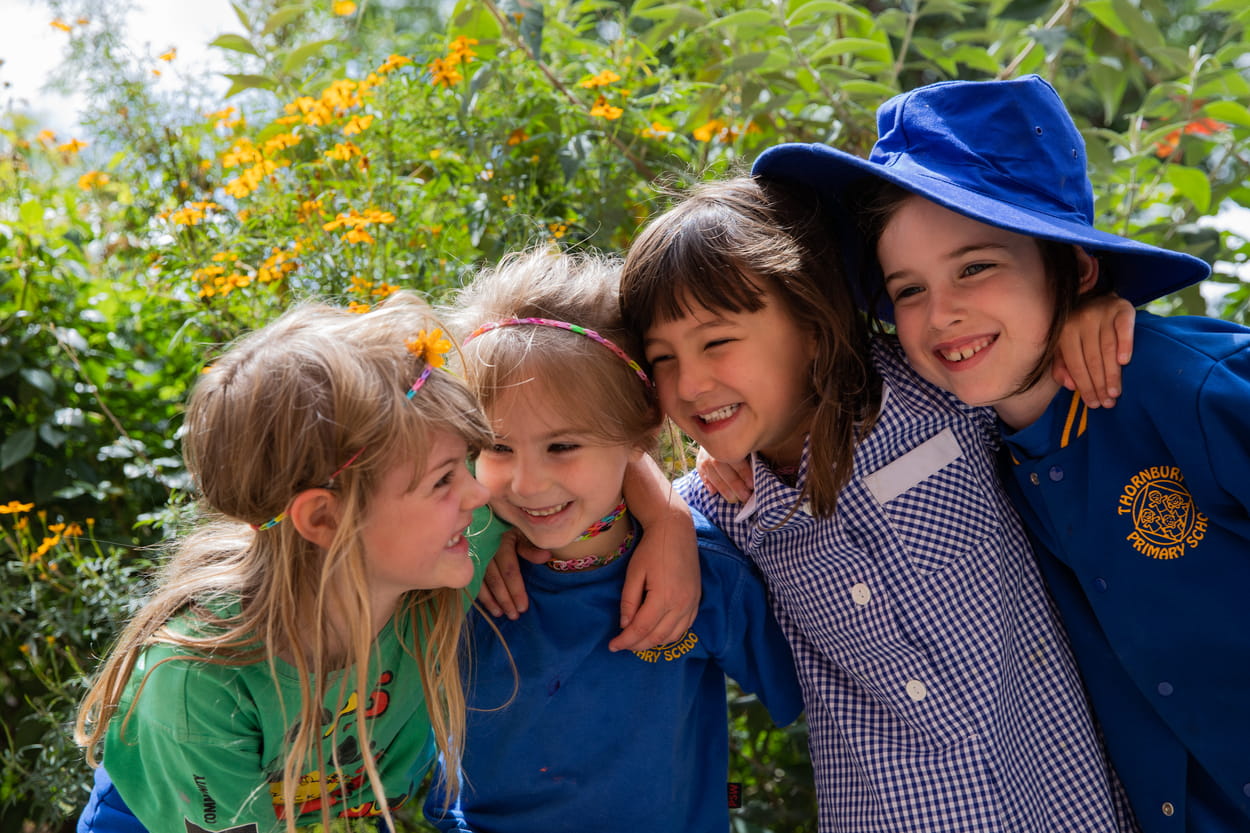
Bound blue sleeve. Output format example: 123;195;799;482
422;766;473;832
78;767;148;833
694;517;804;727
1196;342;1250;514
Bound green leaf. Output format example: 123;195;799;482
210;34;260;57
704;9;775;32
230;1;251;30
262;4;309;36
1082;0;1130;37
809;37;894;64
20;368;55;396
281;39;334;75
631;3;708;26
1;428;35;470
1203;100;1250;129
787;0;870;26
1166;165;1211;214
1109;0;1163;48
223;74;278;98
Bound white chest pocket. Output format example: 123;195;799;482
865;428;999;574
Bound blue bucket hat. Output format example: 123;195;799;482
752;75;1210;308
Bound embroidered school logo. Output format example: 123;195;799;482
633;631;699;663
1117;466;1207;560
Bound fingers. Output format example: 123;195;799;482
478;532;531;619
608;599;697;653
695;447;754;503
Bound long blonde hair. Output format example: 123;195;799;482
75;290;491;830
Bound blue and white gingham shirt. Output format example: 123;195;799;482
678;338;1137;833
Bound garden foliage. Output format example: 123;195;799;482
2;0;1248;829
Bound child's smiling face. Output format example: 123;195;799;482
642;290;817;468
879;195;1070;429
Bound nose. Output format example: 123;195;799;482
462;471;490;511
927;284;964;330
674;357;714;402
507;454;549;499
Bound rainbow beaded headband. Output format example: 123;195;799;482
253;328;452;532
463;317;652;389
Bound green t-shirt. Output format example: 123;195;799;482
102;507;503;833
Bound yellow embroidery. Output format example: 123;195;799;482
1117;466;1207;560
633;631;699;663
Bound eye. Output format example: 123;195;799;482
548;442;579;454
890;284;922;303
962;262;992;278
646;351;673;366
705;338;735;350
486;442;512;455
433;468;456;489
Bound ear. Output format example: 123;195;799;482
288;488;342;549
1075;247;1100;294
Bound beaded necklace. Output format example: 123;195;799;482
546;520;637;573
574;500;626;541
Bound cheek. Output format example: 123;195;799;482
473;458;510;497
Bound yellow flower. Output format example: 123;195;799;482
77;170;110;190
159;48;177;62
406;329;451;369
501;193;516;207
325;141;363;161
641;122;671;138
448;36;479;61
15;517;28;531
348;300;371;314
36;129;57;145
428;57;463;87
589;96;623;120
578;69;621;89
429;149;443;159
548;222;568;239
263;132;301;153
65;522;84;537
371;282;399;298
48;523;66;534
377;54;413;74
57;138;88;154
320;79;360;111
49;19;72;32
342;227;375;244
0;501;34;514
506;128;529;146
343;114;374;136
333;1;357;15
693;119;727;143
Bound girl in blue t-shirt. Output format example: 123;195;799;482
423;248;803;832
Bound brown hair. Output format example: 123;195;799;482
75;290;490;831
620;175;880;518
854;179;1089;394
448;248;662;453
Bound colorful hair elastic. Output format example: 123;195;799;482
406;328;452;398
463;318;652;389
252;446;366;531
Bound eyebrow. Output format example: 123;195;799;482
882;241;1011;286
642;314;734;347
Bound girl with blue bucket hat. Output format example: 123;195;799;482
757;74;1249;832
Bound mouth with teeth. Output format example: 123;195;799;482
446;532;465;547
938;335;995;363
520;502;571;520
697;403;740;424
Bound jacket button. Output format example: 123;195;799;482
1048;465;1064;481
851;583;872;606
1029;472;1040;485
1162;802;1175;817
905;680;927;701
1093;578;1108;592
1158;681;1174;696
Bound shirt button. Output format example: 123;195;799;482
851;583;872;606
1093;578;1108;592
1048;465;1064;482
905;680;927;701
1161;802;1175;817
1158;681;1174;696
1029;472;1040;486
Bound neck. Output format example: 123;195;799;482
995;377;1062;431
549;509;631;567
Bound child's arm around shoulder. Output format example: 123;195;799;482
1053;293;1136;409
693;513;803;727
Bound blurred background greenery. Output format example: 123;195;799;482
3;0;1248;829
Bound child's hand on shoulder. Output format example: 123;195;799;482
1052;293;1135;409
478;529;548;619
696;446;754;503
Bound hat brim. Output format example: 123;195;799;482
753;142;1209;312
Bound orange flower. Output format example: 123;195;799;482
589;96;623;120
406;330;452;368
579;69;621;89
1155;117;1228;158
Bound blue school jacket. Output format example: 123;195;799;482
1002;312;1250;833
